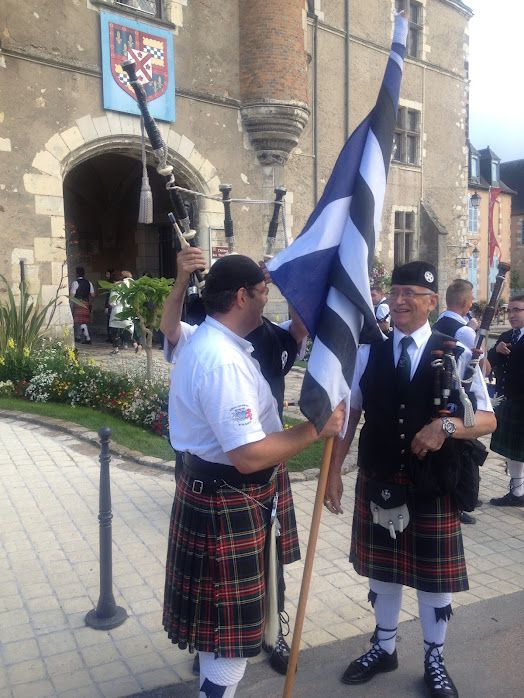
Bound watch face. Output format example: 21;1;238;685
443;418;456;435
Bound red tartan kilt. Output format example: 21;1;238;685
72;302;91;325
350;470;468;593
163;470;285;657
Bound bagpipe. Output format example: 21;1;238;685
430;259;511;427
121;60;288;298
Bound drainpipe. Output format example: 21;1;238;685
344;0;350;139
312;12;319;204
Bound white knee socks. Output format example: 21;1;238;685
369;579;403;655
198;652;246;697
508;460;524;496
418;590;452;664
80;323;90;341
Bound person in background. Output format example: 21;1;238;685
70;266;95;345
108;271;134;353
103;269;114;343
371;283;391;335
487;294;524;507
432;279;480;525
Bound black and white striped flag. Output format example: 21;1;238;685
267;14;408;433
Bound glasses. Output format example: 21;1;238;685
387;289;435;300
507;308;524;314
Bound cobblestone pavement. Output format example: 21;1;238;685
1;415;524;698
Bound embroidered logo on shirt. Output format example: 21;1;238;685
230;404;253;425
281;350;288;370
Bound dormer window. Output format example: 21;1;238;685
470;154;479;179
491;160;499;184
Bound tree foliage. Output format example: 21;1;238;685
100;275;173;379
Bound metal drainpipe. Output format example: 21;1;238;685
344;0;350;139
312;12;319;204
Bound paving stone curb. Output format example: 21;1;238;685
0;408;350;481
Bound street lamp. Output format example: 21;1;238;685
470;191;481;209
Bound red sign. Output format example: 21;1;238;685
212;246;229;258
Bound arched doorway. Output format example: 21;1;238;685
63;151;199;336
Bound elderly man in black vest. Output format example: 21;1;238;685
325;261;496;698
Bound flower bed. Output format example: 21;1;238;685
0;339;169;437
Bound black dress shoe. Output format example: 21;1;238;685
341;646;398;685
458;511;476;525
490;491;524;507
424;655;458;696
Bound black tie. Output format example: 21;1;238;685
511;329;521;345
397;336;414;390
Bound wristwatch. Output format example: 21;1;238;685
441;417;456;438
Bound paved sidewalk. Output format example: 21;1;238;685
1;418;524;698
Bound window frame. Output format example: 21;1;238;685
115;0;162;18
393;107;421;166
468;200;479;235
394;210;416;266
395;0;424;59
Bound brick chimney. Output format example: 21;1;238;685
239;0;310;166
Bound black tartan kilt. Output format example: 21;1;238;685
490;399;524;461
350;470;469;593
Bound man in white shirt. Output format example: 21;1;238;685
371;283;391;334
161;253;344;697
433;278;480;525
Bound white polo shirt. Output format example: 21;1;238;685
350;322;492;413
168;316;282;464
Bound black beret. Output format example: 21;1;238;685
204;254;264;294
391;260;438;293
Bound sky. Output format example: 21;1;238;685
468;0;524;162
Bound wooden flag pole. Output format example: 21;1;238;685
282;435;334;698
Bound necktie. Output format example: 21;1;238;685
396;336;414;390
511;329;521;345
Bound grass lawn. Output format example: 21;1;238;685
0;398;175;461
284;416;325;472
0;399;323;473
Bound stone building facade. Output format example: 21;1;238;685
0;0;473;333
467;145;514;303
499;160;524;294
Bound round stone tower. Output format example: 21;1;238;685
239;0;310;166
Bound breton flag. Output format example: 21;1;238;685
267;14;408;433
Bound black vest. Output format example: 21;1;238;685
74;278;91;301
432;315;463;338
247;318;298;420
358;333;473;482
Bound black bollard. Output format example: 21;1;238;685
85;427;128;630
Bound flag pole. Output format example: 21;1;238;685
282;435;334;698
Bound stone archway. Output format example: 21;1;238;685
22;112;223;333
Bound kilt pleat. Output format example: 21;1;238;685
350;470;468;593
275;464;300;566
490;399;524;461
163;470;296;657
